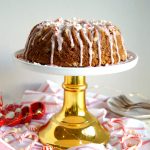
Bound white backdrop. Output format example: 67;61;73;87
0;0;150;103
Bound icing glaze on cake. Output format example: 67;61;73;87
23;18;127;67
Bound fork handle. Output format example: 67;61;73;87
135;102;150;108
128;103;150;110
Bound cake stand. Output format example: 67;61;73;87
14;50;138;149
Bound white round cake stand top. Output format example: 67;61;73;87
14;49;138;76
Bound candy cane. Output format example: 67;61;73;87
121;134;142;150
42;145;54;150
110;118;125;132
0;130;19;140
103;118;125;134
19;131;38;150
27;124;40;132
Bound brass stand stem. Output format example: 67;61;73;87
39;76;109;149
62;76;87;118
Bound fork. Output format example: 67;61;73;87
108;101;130;111
110;100;150;111
113;95;150;110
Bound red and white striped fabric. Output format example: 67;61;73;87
0;80;150;150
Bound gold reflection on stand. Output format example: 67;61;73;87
39;76;110;149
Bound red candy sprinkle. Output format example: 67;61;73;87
5;111;22;127
0;114;5;127
21;106;32;124
0;102;45;127
2;104;21;114
31;102;45;120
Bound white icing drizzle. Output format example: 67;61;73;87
109;35;114;64
76;31;83;66
74;24;82;31
25;18;127;66
25;27;41;57
96;29;102;66
113;30;120;62
120;35;127;57
41;30;51;41
31;30;42;46
25;26;43;57
50;35;55;65
30;24;43;46
56;32;63;51
102;26;114;64
82;29;93;66
67;28;74;48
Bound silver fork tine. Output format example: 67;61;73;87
114;95;131;107
113;101;150;111
118;95;132;105
108;101;127;111
109;99;150;111
113;97;128;107
113;95;150;110
118;95;150;107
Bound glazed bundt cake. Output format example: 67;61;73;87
23;18;127;67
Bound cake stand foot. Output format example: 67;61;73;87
38;76;110;149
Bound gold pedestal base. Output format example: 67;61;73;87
39;76;109;149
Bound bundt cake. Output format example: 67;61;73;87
23;18;127;67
